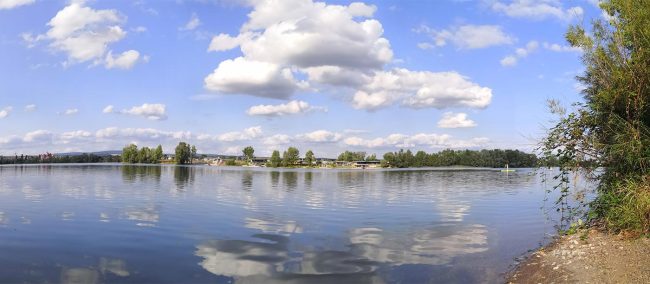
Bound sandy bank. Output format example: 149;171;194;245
507;229;650;283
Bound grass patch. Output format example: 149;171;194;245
593;177;650;235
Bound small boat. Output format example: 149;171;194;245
501;164;515;172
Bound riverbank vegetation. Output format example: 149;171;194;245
174;142;196;165
242;146;542;168
382;149;538;168
121;144;163;164
542;0;650;234
0;153;120;164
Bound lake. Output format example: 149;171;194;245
0;164;561;283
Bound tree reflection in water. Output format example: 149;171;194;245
174;166;195;190
121;165;161;183
241;170;253;191
304;171;313;190
270;171;280;188
282;171;298;191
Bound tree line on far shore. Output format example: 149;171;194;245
1;142;550;169
121;142;197;165
382;149;541;168
0;153;120;164
244;146;548;168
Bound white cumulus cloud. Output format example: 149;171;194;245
24;104;36;112
262;134;292;146
0;106;13;118
415;24;515;49
246;100;326;117
24;1;144;69
180;13;201;31
102;105;114;113
543;42;582;53
105;50;141;70
61;108;79;115
23;130;53;143
95;127;191;141
490;0;584;21
352;69;492;111
0;0;34;10
203;0;493;113
204;57;307;99
119;104;167;120
296;130;342;143
437;112;477;128
500;40;538;67
218;126;263;142
343;133;489;149
204;0;392;99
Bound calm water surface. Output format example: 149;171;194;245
0;164;560;283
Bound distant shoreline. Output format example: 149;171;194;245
0;162;532;171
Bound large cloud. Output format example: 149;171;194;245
353;69;492;111
204;0;390;98
204;57;306;99
23;1;144;69
214;0;391;69
204;0;493;112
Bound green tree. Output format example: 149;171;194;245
269;150;281;167
153;145;163;163
175;142;192;165
542;0;650;233
190;145;197;164
337;151;366;162
243;146;255;162
138;147;152;163
304;150;315;166
121;144;139;164
282;147;299;167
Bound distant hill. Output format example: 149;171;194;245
55;150;122;157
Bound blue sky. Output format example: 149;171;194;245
0;0;599;156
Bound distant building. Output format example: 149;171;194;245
334;160;381;168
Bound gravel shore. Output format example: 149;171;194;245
507;229;650;283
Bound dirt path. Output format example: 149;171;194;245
507;229;650;284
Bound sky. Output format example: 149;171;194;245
0;0;602;157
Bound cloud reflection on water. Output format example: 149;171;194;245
196;234;384;284
123;205;159;227
196;222;488;282
60;258;129;284
244;217;303;235
349;224;488;266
